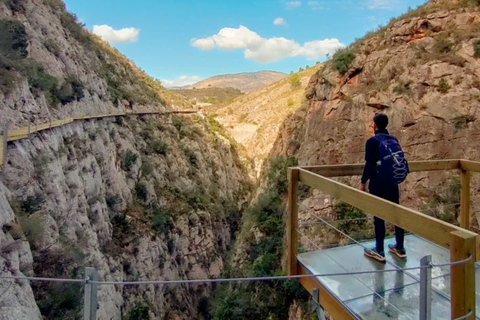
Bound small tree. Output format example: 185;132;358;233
289;74;301;90
433;35;452;54
437;78;450;93
332;49;356;75
474;40;480;58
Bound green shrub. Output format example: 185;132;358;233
331;49;356;75
152;207;172;233
185;149;198;167
36;282;83;319
43;38;60;56
0;67;16;93
150;140;168;155
59;12;92;47
286;98;294;107
433;35;452;54
0;0;23;12
54;78;85;104
211;156;309;320
0;19;28;59
21;194;45;214
21;59;61;106
122;150;138;171
128;303;150;320
267;156;298;194
452;114;476;129
443;54;467;67
18;213;45;245
421;176;460;224
437;78;450;93
43;0;65;10
289;74;301;90
334;201;367;233
393;80;413;95
106;194;122;209
474;40;480;58
24;60;58;91
172;115;184;131
141;161;154;176
111;213;130;233
135;181;148;202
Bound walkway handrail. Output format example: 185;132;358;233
287;160;480;320
296;167;478;256
0;109;197;172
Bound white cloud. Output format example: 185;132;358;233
191;25;344;64
190;38;216;51
286;1;302;9
273;17;286;26
366;0;401;10
307;1;323;10
92;25;140;44
160;76;202;88
192;26;262;51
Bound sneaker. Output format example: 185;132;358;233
364;247;386;263
388;244;407;259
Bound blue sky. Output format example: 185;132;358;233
63;0;427;87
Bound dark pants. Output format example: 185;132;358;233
370;182;404;253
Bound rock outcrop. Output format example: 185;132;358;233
0;0;251;319
272;0;480;225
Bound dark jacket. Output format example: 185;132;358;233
361;129;399;203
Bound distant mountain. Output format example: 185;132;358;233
188;71;287;93
203;65;322;176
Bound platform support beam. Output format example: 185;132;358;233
460;167;471;230
450;231;475;320
312;288;326;320
83;267;98;320
287;168;299;276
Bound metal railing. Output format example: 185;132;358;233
287;159;480;320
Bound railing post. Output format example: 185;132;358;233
287;168;299;276
84;267;99;320
450;231;475;320
420;255;432;320
460;167;471;230
1;121;8;173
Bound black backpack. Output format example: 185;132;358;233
375;134;409;184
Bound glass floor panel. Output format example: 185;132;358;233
345;281;451;320
297;234;479;320
432;268;480;318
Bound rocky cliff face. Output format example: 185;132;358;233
271;1;480;226
0;0;251;319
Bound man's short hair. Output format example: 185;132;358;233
373;113;388;129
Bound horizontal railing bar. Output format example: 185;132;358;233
297;168;480;260
300;160;460;177
460;159;480;173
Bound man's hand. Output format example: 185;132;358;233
360;183;366;192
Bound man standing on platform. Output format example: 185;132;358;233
361;113;408;263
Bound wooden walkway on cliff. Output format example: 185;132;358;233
287;160;480;320
0;109;196;172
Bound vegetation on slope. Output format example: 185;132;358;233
0;0;192;110
210;156;311;320
174;87;244;106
